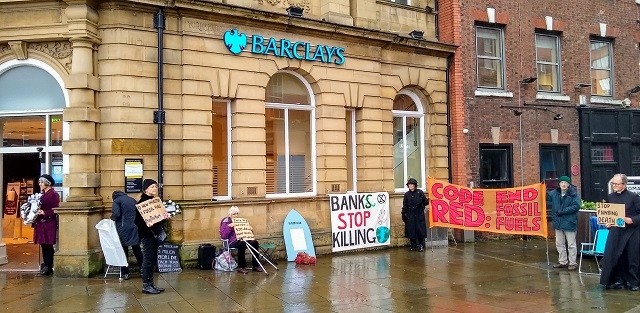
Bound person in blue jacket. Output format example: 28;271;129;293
547;176;581;271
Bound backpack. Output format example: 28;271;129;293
214;250;238;271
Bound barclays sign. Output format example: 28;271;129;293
223;29;346;65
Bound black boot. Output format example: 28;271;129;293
36;266;50;277
142;283;160;294
151;283;165;292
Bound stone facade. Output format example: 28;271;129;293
0;0;455;275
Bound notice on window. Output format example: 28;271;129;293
597;202;626;227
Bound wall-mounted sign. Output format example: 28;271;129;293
124;158;143;193
223;29;346;65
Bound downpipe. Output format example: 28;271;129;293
154;8;165;198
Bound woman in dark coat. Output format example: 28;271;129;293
111;190;142;280
402;177;428;252
134;179;165;294
34;174;60;276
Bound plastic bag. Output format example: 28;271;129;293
214;251;238;271
20;193;41;225
95;219;128;267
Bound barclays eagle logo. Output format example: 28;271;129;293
223;29;247;55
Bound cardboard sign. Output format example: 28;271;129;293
157;244;182;273
596;202;626;227
135;197;166;227
232;217;255;240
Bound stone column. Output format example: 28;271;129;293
56;1;104;277
231;98;266;199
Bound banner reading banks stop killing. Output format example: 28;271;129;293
330;192;391;252
428;177;547;238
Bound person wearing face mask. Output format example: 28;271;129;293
547;176;581;271
600;174;640;291
401;177;428;252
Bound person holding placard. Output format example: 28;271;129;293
34;174;59;277
219;206;261;274
134;179;166;294
547;176;581;271
600;174;640;291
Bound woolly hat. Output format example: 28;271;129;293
40;174;55;186
142;179;158;192
406;177;418;187
558;176;571;184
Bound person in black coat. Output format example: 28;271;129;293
134;179;166;294
402;177;428;252
600;174;640;291
111;190;143;280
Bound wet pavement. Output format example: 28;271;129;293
1;239;639;313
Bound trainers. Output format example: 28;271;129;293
567;265;577;271
553;263;568;268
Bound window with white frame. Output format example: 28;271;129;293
476;26;505;89
535;33;561;93
393;91;425;191
212;100;231;199
265;72;315;196
590;40;613;96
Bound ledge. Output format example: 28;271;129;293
536;93;570;102
590;96;622;105
475;90;514;98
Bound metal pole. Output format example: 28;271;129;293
154;8;166;199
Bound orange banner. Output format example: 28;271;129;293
427;177;548;238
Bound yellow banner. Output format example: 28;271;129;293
427;177;548;238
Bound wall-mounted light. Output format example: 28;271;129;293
520;77;537;85
574;83;592;89
409;30;424;40
500;104;563;120
426;6;435;13
286;6;304;17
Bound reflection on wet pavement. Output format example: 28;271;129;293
0;239;638;312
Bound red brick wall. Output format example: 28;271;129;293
457;0;640;191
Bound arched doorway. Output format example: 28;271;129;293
0;59;67;271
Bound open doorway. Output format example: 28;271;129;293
1;153;41;271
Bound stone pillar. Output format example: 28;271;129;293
56;1;104;277
319;0;354;26
231;98;266;199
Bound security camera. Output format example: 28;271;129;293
36;147;43;152
622;98;631;108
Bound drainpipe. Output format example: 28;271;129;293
153;8;166;198
446;54;452;183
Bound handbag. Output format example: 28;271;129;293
151;229;167;245
214;251;238;271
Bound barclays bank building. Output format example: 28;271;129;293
0;0;455;276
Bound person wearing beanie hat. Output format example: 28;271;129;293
34;174;60;276
134;178;165;294
547;175;581;271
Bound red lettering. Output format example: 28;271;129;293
508;190;522;203
464;205;484;227
496;191;508;203
523;188;538;201
473;191;484;206
364;211;370;223
337;213;347;229
449;202;463;225
431;183;443;199
443;185;459;201
431;200;449;223
459;188;472;203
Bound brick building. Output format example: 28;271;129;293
0;0;455;276
449;0;640;216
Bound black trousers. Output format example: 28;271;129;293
229;240;259;269
121;244;143;275
140;237;157;284
41;244;55;269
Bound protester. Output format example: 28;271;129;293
219;206;261;274
600;174;640;291
134;179;166;294
547;176;581;271
402;177;428;252
34;174;59;277
111;190;143;280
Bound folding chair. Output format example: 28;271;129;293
579;229;609;275
258;243;278;265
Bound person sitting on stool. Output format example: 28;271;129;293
219;206;261;274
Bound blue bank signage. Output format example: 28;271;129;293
223;29;346;65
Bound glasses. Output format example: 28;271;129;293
610;182;625;186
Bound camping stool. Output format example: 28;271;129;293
259;243;278;265
221;239;238;257
104;265;123;280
